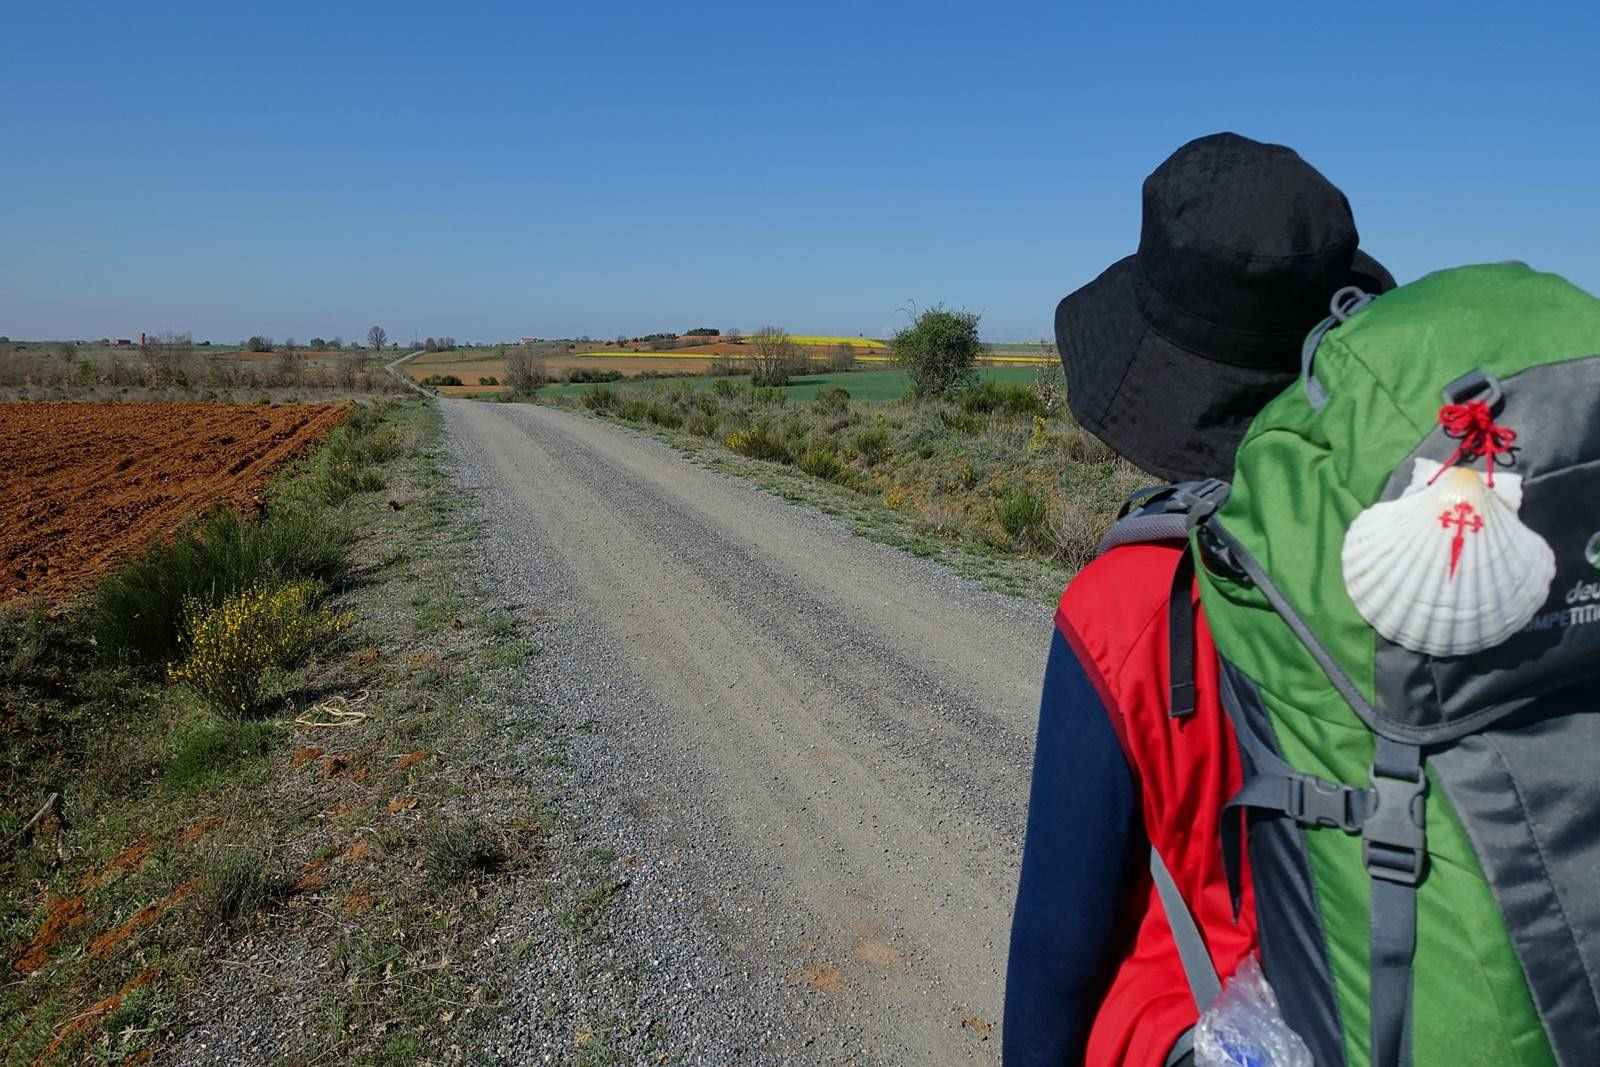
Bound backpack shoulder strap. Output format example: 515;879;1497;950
1095;480;1230;718
1096;479;1232;555
1151;843;1222;1011
1092;482;1237;1040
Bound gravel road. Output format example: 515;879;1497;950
444;400;1054;1064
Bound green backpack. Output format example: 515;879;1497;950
1154;262;1600;1066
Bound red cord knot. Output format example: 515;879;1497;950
1430;400;1517;487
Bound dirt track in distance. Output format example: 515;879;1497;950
444;400;1050;1062
0;402;347;605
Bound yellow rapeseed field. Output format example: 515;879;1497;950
786;335;884;348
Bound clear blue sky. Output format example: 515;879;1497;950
4;3;1596;344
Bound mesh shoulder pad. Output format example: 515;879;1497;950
1095;479;1230;556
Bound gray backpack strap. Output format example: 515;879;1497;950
1164;1028;1196;1067
1150;845;1222;1013
1201;516;1427;1067
1366;738;1425;1067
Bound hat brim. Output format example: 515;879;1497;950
1055;249;1394;482
1349;248;1397;295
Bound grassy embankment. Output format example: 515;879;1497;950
0;399;595;1064
542;368;1147;602
537;366;1037;403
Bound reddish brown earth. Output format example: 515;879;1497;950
0;402;348;606
86;880;196;959
10;895;87;976
40;967;159;1062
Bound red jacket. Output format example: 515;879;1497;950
1006;542;1256;1064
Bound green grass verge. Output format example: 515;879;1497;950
535;368;1148;603
0;398;554;1065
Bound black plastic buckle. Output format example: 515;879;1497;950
1363;766;1428;885
1289;776;1365;833
1176;479;1231;529
1441;368;1504;410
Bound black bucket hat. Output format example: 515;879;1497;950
1056;132;1395;482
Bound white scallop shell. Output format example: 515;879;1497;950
1341;459;1555;656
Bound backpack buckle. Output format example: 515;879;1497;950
1363;765;1428;885
1176;479;1231;529
1288;775;1365;833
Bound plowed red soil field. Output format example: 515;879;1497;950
1;402;348;606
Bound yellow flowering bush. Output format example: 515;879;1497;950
169;582;344;716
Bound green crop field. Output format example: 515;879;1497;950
537;366;1040;404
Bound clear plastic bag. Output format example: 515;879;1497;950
1193;954;1313;1067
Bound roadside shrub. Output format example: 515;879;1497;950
567;368;625;384
169;581;346;716
196;844;289;926
1051;500;1102;572
91;506;349;666
420;374;463;387
478;376;499;386
1027;422;1054;460
995;485;1051;549
618;397;650;421
851;425;892;466
750;386;786;406
1032;362;1066;416
645;400;684;429
937;407;986;435
710;377;743;398
799;446;844;481
960;380;1040;417
891;306;986;398
690;390;721;415
812;386;851;415
279;414;397;507
724;424;791;463
582;385;618;411
686;412;719;437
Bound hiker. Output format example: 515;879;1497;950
1002;132;1395;1066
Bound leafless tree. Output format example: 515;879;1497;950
141;331;195;386
726;328;742;344
367;325;387;352
749;326;804;386
505;344;546;395
829;342;856;372
274;342;301;386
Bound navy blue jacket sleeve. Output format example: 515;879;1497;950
1003;627;1140;1065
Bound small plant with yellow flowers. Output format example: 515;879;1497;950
169;581;348;717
